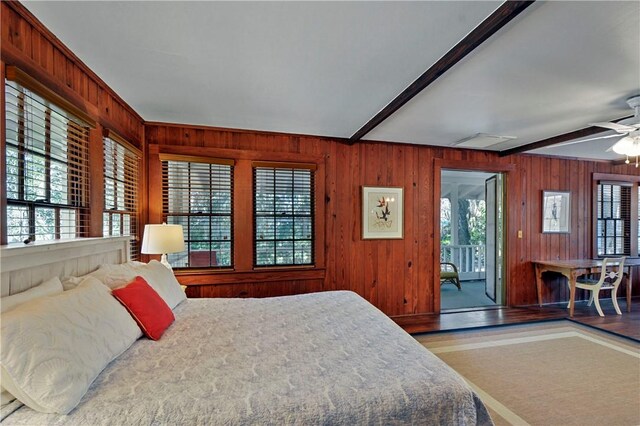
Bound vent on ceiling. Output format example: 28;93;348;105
453;133;517;148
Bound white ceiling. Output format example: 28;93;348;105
22;1;640;161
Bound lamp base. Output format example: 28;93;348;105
160;253;173;270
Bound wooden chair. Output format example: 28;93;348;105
571;257;626;317
440;262;461;291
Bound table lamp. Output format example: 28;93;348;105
141;223;185;269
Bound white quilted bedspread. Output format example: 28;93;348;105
2;291;492;425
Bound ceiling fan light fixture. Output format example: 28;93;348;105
611;135;640;156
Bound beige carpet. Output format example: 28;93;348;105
415;322;640;426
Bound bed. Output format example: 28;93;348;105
0;238;492;425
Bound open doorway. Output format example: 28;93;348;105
440;170;505;311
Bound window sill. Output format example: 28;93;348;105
174;267;326;286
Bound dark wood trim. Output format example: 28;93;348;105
592;172;640;258
88;124;104;237
103;128;142;157
153;143;326;164
0;61;7;244
175;268;326;286
4;64;98;127
144;121;351;145
593;172;640;183
433;158;516;312
3;0;143;123
349;1;536;143
499;116;634;157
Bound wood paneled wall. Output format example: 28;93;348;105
1;1;145;242
146;123;640;317
1;1;144;144
2;1;639;320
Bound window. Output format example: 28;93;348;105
254;164;315;267
5;80;90;243
162;158;233;268
596;182;631;256
103;135;140;259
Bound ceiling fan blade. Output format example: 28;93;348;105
550;133;622;148
589;122;638;133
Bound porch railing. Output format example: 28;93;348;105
441;245;486;281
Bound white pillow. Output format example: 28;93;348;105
0;277;63;314
64;261;186;310
131;261;186;309
61;261;146;291
0;277;140;414
0;276;64;407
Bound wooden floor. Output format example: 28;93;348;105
394;297;640;342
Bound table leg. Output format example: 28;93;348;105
568;274;577;318
535;265;544;307
626;267;632;313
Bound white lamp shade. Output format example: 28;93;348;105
612;136;640;156
141;224;185;254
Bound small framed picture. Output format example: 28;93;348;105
362;186;404;239
542;191;571;233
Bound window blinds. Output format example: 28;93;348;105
103;135;140;259
597;183;631;255
162;158;233;268
5;80;90;243
253;165;315;267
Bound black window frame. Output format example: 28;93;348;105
161;158;234;269
253;164;315;267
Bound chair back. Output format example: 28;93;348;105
602;257;626;287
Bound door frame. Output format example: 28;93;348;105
433;159;515;313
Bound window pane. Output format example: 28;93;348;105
35;207;55;241
112;213;121;236
51;161;68;204
256;241;275;265
103;212;110;236
7;205;29;243
275;240;294;265
6;147;19;199
60;209;76;239
255;217;275;240
189;216;210;241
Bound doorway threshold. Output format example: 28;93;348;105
441;305;502;314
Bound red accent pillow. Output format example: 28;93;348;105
112;276;175;340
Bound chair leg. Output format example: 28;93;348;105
611;287;622;315
455;277;461;291
593;291;604;317
587;291;594;307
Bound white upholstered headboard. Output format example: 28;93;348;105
0;237;130;296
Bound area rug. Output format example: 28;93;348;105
415;321;640;426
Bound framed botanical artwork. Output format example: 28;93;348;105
542;190;571;233
362;186;404;239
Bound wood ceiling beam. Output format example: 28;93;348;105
498;115;633;157
348;0;536;144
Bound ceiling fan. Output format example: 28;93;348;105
554;95;640;165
